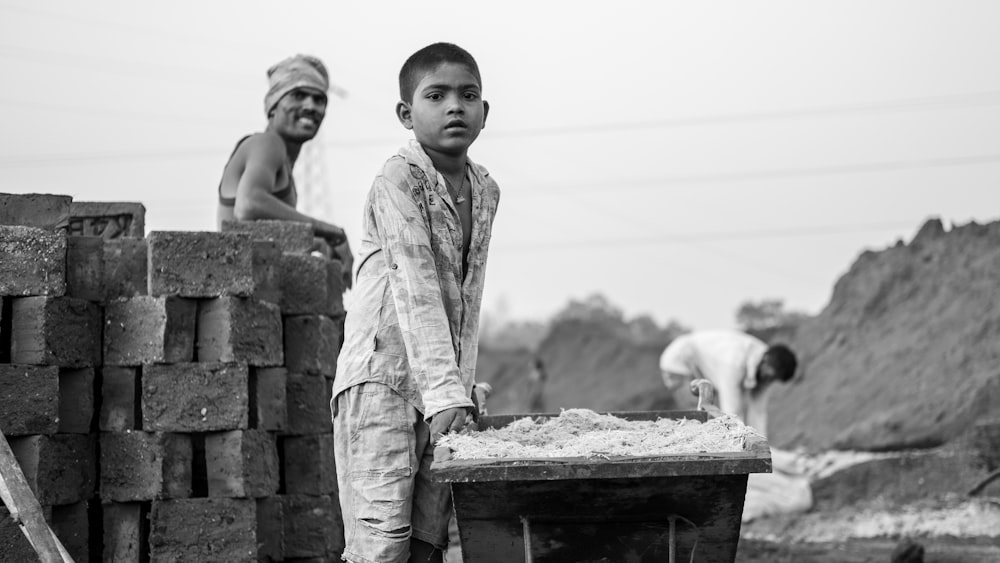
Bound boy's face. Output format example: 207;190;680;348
269;87;327;142
397;62;488;157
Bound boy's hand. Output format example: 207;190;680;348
430;407;470;443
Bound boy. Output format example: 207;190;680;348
216;54;353;282
659;329;797;436
332;43;499;563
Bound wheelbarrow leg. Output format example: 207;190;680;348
668;515;676;563
520;516;534;563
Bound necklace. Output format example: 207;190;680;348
444;175;467;204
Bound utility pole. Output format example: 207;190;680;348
294;131;331;220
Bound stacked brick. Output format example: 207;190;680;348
218;220;346;562
1;193;347;562
1;194;102;562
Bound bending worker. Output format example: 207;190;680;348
659;329;797;436
660;329;809;522
217;53;353;282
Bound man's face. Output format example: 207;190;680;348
271;87;327;142
399;63;487;157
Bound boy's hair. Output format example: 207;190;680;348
399;42;482;103
762;344;798;382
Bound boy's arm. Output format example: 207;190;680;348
371;172;474;422
234;134;347;246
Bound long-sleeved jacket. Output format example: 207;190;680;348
332;141;500;420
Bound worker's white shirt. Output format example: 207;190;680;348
659;330;770;434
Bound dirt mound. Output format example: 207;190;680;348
769;218;1000;452
535;319;681;414
476;320;681;415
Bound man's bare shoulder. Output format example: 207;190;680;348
233;131;287;170
239;132;286;163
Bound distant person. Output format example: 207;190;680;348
659;329;797;436
527;357;547;412
216;53;353;284
332;43;499;563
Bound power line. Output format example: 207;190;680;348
0;44;349;97
1;3;361;94
0;98;251;128
3;148;999;199
491;220;917;253
1;4;254;51
0;44;257;90
516;153;1000;195
2;85;999;155
558;192;826;284
0;148;228;166
486;90;1000;139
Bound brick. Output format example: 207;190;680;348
103;502;149;563
148;231;254;297
100;366;138;431
11;296;102;367
149;498;257;562
205;430;279;498
283;494;341;559
104;296;196;366
9;434;96;505
283;315;340;376
0;225;66;296
0;192;71;230
50;501;89;562
101;431;192;501
252;239;282;305
59;367;95;434
0;364;59;436
221;219;315;254
283;433;336;495
1;296;9;362
142;363;249;432
66;235;106;301
256;497;284;562
69;201;145;239
196;297;283;366
285;372;333;435
103;237;148;299
279;253;328;315
250;367;287;432
0;506;38;562
325;259;346;317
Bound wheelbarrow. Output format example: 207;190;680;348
432;380;770;563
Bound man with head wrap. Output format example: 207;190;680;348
217;54;353;284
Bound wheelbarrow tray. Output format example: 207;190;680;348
432;410;771;563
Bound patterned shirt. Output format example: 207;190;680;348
333;141;500;420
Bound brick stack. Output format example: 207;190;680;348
220;219;347;562
1;193;346;562
1;194;101;561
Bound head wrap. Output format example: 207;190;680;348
264;54;330;116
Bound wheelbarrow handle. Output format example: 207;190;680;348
689;379;716;411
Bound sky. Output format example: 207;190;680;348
2;1;999;330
